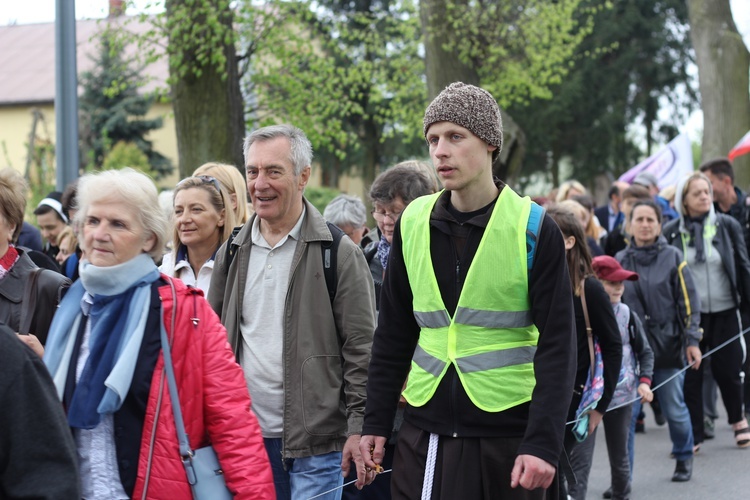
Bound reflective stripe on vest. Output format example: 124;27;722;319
401;188;540;413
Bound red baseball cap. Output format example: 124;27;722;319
592;255;639;282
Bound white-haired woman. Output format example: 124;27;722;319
160;175;237;294
43;168;274;499
324;194;369;246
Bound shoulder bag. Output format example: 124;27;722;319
572;279;604;442
161;277;233;500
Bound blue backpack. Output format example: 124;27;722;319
526;202;545;273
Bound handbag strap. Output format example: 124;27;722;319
580;278;595;379
19;268;42;335
159;277;194;460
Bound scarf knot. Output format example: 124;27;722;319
44;253;160;429
685;213;708;263
377;235;391;270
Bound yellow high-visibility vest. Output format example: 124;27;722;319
400;188;539;412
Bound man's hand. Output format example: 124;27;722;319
342;434;372;489
510;454;555;490
686;346;702;370
358;435;387;488
588;409;604;436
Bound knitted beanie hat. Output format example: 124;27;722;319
423;82;503;156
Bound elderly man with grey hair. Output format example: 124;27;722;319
209;124;377;500
324;194;370;246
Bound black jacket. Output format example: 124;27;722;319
663;213;750;318
0;248;70;343
715;186;750;253
0;323;80;498
617;237;702;368
362;185;577;466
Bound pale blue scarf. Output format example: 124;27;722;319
44;253;160;428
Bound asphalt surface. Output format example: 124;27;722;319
586;397;750;499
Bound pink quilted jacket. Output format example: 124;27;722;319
132;277;274;499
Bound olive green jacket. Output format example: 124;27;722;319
208;198;376;458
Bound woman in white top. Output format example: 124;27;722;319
160;175;237;294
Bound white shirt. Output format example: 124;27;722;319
159;251;215;294
75;293;129;500
240;208;305;437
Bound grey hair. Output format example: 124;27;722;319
369;163;437;206
324;194;367;229
243;124;313;176
75;168;169;261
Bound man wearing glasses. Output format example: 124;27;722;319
360;83;576;499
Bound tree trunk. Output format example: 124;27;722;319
166;1;245;177
420;0;526;183
687;0;750;187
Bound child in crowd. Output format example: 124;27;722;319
586;255;655;500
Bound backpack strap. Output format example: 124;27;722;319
526;203;545;272
322;222;344;304
224;226;243;269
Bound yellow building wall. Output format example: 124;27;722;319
0;101;178;189
1;101;373;205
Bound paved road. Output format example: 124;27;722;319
586;396;750;499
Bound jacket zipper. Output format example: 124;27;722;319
451;257;460;437
281;241;306;470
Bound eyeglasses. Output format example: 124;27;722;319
177;175;222;194
371;210;403;223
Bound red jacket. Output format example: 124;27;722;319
132;277;274;499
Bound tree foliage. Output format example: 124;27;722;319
508;0;696;189
419;0;595;181
79;32;172;177
436;0;595;108
242;0;427;186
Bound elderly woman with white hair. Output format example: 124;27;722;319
324;194;369;246
43;168;274;499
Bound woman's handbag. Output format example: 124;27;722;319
161;278;233;500
572;281;604;442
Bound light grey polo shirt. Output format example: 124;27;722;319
240;207;306;438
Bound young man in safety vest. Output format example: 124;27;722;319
359;82;577;499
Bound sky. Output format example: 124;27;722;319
2;0;749;146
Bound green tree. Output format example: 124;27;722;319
245;0;426;187
420;0;595;181
162;0;245;176
101;141;156;178
79;33;172;177
509;0;696;189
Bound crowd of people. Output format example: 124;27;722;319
1;81;749;500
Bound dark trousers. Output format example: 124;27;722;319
391;420;558;500
568;404;632;500
685;308;746;444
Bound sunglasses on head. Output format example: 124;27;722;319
178;175;223;194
